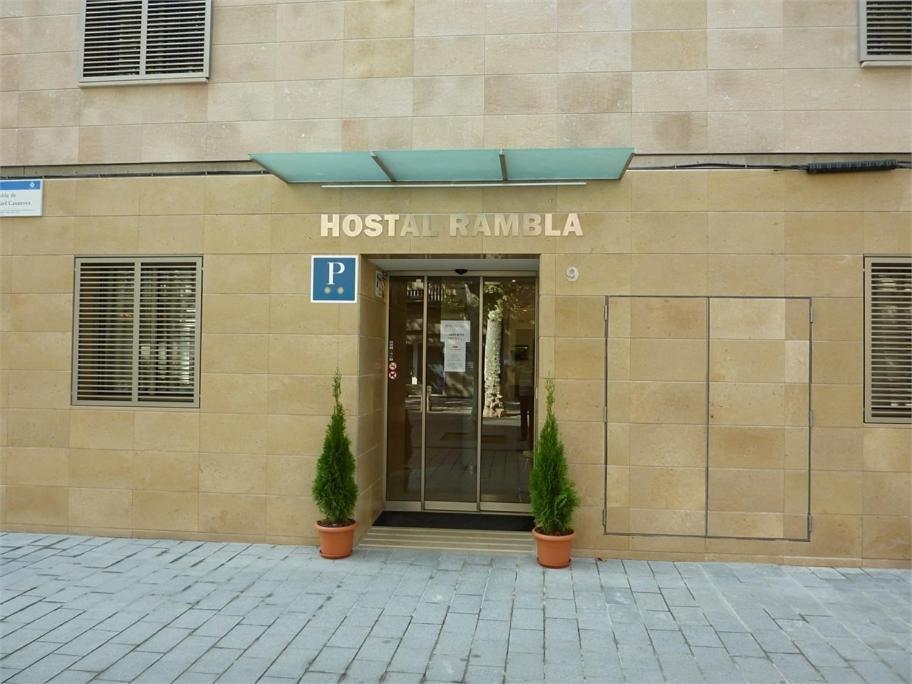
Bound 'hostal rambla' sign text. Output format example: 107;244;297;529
321;213;582;238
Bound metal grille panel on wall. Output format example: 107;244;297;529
865;256;912;423
604;296;812;541
73;256;202;406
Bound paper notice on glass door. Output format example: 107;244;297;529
441;320;470;373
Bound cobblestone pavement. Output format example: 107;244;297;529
0;534;909;683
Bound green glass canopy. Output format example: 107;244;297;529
249;147;634;185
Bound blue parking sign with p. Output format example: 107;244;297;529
311;255;358;303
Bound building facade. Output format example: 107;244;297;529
0;0;910;568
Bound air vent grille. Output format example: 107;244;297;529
866;257;912;423
860;0;912;62
81;0;211;82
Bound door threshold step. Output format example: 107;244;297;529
359;526;535;554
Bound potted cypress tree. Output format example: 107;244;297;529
529;378;580;568
312;370;358;559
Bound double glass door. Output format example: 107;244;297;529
385;275;536;512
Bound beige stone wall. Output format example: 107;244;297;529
2;0;911;166
0;169;909;566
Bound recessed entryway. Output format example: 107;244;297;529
378;258;538;515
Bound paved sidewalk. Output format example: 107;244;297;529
0;533;909;683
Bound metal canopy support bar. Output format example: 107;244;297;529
499;149;508;182
370;152;396;182
320;181;587;188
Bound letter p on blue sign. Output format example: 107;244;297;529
311;255;358;303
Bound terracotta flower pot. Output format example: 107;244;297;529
532;528;576;569
315;521;356;559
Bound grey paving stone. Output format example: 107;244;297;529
450;594;483;614
719;631;765;657
96;649;162;681
850;658;905;683
55;628;118;657
357;636;399;662
643;610;678;631
464;664;504;683
817;666;866;683
381;672;421;684
343;657;388;682
215;622;266;650
368;615;409;639
510;607;543;630
614;621;651;646
213;656;271;683
682;624;724;649
635;592;669;611
752;628;799;654
796;639;847;667
69;641;133;672
411;602;447;625
136;626;190;653
46;668;96;684
310;646;358;674
433;630;472;658
649;629;690;655
506;651;545;681
479;600;511;622
108;620;162;646
442;611;477;634
188;647;242;675
263;647;318;678
508;627;543;654
770;652;823;681
733;656;783;683
173;673;219;684
388;645;433;674
6;653;77;684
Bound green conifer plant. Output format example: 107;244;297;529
529;378;579;536
312;370;358;526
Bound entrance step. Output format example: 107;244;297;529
359;526;535;555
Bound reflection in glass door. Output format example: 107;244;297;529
424;277;480;507
385;275;537;512
480;278;537;507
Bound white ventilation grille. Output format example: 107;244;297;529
860;0;912;63
81;0;211;82
74;257;202;406
865;257;912;423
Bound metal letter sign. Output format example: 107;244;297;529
311;255;358;304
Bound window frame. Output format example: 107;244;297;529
864;255;912;424
79;0;213;86
72;255;203;408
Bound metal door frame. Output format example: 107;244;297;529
383;272;536;514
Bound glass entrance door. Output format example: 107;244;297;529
385;275;536;512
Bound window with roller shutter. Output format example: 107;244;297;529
80;0;211;83
73;257;202;407
865;256;912;423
